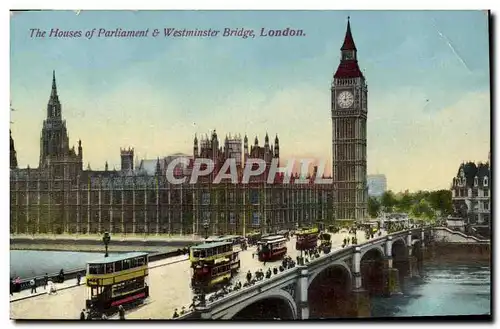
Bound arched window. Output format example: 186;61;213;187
484;177;488;187
474;177;478;187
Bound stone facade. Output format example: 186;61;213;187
10;73;335;236
331;19;368;221
450;154;490;225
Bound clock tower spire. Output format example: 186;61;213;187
331;17;368;222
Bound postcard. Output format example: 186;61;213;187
9;10;491;321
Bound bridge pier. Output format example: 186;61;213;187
194;306;212;320
350;288;370;318
383;236;401;296
350;246;371;317
297;266;309;319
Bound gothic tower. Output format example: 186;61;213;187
331;18;368;221
39;71;82;177
10;130;18;169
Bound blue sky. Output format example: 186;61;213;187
10;10;490;191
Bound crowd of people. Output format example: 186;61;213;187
10;269;68;297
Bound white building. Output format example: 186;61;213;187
367;174;387;197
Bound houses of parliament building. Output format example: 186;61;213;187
10;19;368;236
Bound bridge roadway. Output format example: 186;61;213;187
10;230;384;320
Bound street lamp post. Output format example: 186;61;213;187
103;231;111;257
203;221;209;240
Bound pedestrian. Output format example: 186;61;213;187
43;273;48;290
118;305;125;320
14;277;21;293
80;309;86;320
76;272;82;286
30;278;37;294
59;269;65;283
173;309;179;318
10;277;14;296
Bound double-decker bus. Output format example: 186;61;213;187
295;226;319;250
257;235;287;262
85;252;149;314
190;241;240;290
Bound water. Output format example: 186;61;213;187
371;263;491;317
10;250;118;279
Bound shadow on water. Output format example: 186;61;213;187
371;263;491;317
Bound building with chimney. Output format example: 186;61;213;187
450;153;491;225
10;72;334;236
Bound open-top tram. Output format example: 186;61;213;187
85;252;150;315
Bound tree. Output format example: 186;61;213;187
398;192;413;213
411;199;434;221
368;197;381;218
381;191;397;212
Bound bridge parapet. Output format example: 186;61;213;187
433;227;490;244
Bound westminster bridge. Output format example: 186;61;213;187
178;227;489;319
10;227;488;320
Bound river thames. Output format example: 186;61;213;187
371;262;491;317
11;250;490;317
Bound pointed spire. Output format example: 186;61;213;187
275;134;279;143
51;70;58;98
341;16;357;51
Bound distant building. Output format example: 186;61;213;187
367;174;387;197
450;153;491;225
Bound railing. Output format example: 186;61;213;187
13;248;190;292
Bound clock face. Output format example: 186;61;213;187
337;91;354;108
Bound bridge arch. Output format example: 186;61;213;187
225;289;297;320
308;263;352;318
308;261;352;288
392;239;407;261
359;245;385;261
392;237;406;249
360;246;385;295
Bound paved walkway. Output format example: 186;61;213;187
10;254;189;304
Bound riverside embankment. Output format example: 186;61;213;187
10;234;202;253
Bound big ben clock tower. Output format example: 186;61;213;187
331;18;368;222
